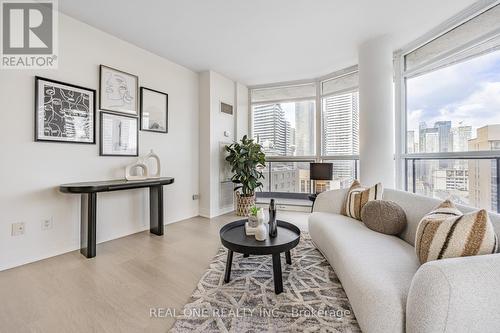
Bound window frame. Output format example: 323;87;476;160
248;68;360;200
394;1;500;212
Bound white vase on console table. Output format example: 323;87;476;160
125;161;149;180
140;150;161;178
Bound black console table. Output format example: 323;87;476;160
60;177;174;258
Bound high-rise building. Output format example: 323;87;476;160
322;92;359;155
322;92;359;181
419;122;439;153
469;125;500;212
253;104;289;156
294;101;315;156
434;121;452;152
425;131;439;153
451;125;472;152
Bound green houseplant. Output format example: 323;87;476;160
225;135;266;216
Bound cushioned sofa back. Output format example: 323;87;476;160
383;189;500;251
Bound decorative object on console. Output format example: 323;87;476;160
140;149;161;178
310;163;333;193
415;200;498;264
35;76;96;144
125;161;148;180
220;102;233;115
341;180;383;220
225;135;266;216
100;112;138;156
140;87;168;133
361;200;407;235
99;65;139;116
124;149;161;180
269;198;277;237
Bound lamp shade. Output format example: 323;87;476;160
310;163;333;181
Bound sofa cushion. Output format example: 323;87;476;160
383;189;500;253
361;200;407;235
415;201;498;264
341;180;383;220
309;212;420;333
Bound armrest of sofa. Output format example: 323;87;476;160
312;188;348;214
406;253;500;333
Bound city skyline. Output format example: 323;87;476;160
407;49;500;139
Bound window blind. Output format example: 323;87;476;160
405;4;500;74
321;71;358;96
250;83;316;103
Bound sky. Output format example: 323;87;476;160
407;49;500;140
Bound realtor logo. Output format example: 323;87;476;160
1;0;58;68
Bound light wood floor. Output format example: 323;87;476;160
0;211;309;333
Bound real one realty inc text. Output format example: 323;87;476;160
150;307;351;319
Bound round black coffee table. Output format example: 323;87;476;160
219;219;301;294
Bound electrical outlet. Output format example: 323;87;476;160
11;222;25;236
192;194;200;200
41;218;53;230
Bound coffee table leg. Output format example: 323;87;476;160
243;253;249;258
224;250;233;283
272;253;283;294
285;251;292;265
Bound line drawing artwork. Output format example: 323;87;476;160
104;72;134;109
100;66;138;115
39;81;93;142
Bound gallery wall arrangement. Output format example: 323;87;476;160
34;64;170;161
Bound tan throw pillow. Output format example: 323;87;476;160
361;200;407;235
415;200;498;265
341;180;383;220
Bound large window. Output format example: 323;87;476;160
250;71;359;200
400;4;500;212
252;100;316;157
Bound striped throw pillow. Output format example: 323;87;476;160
341;180;383;220
415;200;498;265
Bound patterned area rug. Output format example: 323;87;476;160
170;233;360;332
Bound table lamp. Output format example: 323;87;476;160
310;163;333;194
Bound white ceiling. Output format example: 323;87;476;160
59;0;476;85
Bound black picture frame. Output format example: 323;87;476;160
140;87;168;133
34;76;96;144
99;65;139;116
99;111;139;157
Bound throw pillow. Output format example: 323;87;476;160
341;180;383;220
361;200;407;235
415;200;498;264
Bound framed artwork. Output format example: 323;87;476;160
140;87;168;133
35;76;96;144
99;65;139;116
220;102;233;115
100;112;138;156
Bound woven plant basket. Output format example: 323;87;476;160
236;192;255;216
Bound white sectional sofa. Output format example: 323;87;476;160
309;188;500;333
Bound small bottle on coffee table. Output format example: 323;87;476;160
269;199;277;238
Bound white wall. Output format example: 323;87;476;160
236;82;249;139
198;71;248;218
0;14;199;271
358;36;395;188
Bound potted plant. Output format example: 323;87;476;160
225;135;266;216
248;205;259;227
